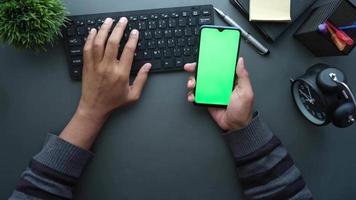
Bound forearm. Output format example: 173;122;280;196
224;114;313;199
60;105;108;150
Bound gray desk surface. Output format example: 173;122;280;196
1;0;356;199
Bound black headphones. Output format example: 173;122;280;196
317;67;356;127
291;64;356;128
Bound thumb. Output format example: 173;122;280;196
235;57;252;93
129;63;151;101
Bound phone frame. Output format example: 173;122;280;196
194;25;242;107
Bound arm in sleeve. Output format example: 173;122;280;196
9;134;92;200
223;114;313;200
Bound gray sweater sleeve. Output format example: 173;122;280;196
9;134;92;200
223;114;313;199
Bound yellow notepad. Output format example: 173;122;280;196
250;0;291;22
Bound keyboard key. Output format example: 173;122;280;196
199;17;212;25
138;21;146;30
187;37;195;46
148;21;157;29
69;47;82;56
178;18;186;27
157;39;165;48
87;19;95;25
184;27;192;36
175;58;183;67
173;48;182;56
171;12;179;18
67;25;76;36
154;30;162;39
72;67;82;77
150;14;159;19
164;29;173;38
135;51;144;60
129;16;138;21
160;13;169;18
202;10;211;15
76;20;85;26
139;15;148;20
167;39;175;47
143;50;152;59
158;20;167;29
144;31;152;39
68;37;82;46
177;38;185;46
147;40;156;49
168;19;177;28
77;27;85;35
137;41;146;50
71;57;82;65
162;59;174;68
96;18;104;24
153;49;162;58
184;56;194;63
188;17;197;26
183;47;191;56
163;48;172;57
174;28;183;37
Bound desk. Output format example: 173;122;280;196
1;0;356;199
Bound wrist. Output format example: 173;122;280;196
75;103;109;126
224;112;257;132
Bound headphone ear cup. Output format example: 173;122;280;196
332;102;355;128
317;68;346;93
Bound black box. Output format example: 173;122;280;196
295;0;356;57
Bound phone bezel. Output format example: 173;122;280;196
193;25;242;107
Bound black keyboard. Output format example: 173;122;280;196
63;5;214;80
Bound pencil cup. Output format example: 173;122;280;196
294;0;356;57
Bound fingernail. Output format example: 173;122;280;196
104;18;112;24
131;29;139;35
119;17;127;23
239;57;244;65
143;63;152;72
188;94;194;102
188;80;192;87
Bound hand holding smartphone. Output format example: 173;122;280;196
194;25;241;106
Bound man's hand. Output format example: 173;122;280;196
60;17;151;150
78;17;151;120
184;57;254;131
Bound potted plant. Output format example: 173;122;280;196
0;0;68;51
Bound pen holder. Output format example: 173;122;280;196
294;0;356;57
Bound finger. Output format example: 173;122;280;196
93;18;113;62
187;76;196;90
83;28;97;68
104;17;128;61
184;63;196;72
236;57;253;93
129;63;152;101
187;92;195;102
119;29;139;75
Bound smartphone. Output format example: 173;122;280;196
194;25;241;106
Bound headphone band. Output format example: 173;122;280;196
330;73;356;122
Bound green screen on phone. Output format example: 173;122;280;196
195;27;241;106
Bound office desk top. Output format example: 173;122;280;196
1;0;356;199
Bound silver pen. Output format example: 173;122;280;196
214;7;270;55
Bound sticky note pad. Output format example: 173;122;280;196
250;0;291;22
